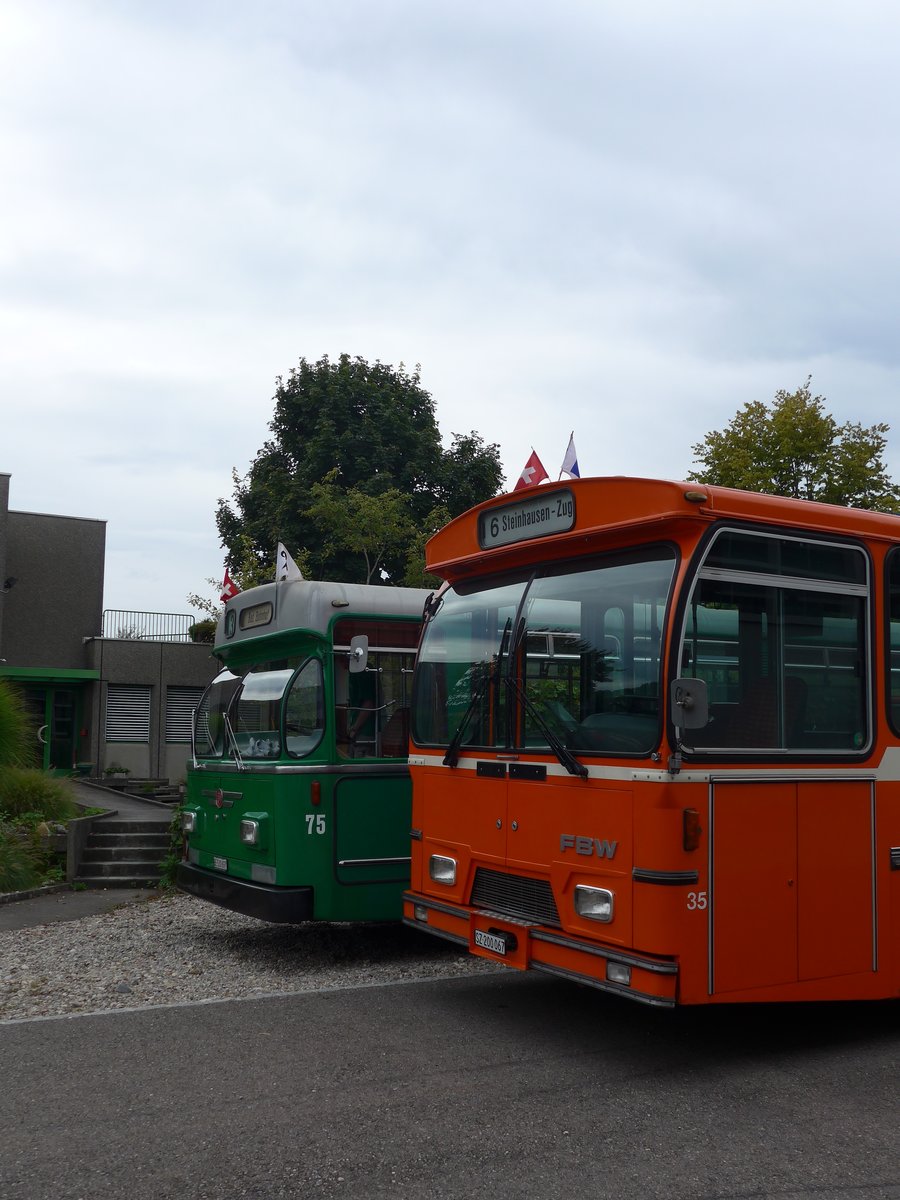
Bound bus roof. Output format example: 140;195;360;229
425;476;900;578
216;578;430;652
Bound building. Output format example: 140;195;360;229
0;473;219;783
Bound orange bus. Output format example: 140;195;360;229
403;477;900;1006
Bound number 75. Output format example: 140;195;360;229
305;813;326;835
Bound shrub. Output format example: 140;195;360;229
157;806;185;889
0;833;42;893
0;768;78;821
0;680;36;769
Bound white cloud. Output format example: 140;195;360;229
4;0;900;614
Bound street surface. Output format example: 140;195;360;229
1;972;897;1199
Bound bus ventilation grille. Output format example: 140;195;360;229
470;868;561;928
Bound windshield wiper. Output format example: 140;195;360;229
443;618;511;767
505;677;588;779
223;713;246;771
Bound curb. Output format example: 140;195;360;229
0;883;74;907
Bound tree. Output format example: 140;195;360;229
306;471;417;585
688;378;900;512
216;354;504;583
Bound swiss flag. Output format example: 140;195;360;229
513;450;549;491
220;568;240;603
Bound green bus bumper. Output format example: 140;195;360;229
176;863;314;924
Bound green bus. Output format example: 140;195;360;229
176;578;429;922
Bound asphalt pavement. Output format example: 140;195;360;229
1;973;897;1200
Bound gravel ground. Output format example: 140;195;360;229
0;892;500;1022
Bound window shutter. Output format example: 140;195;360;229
106;686;151;743
166;687;204;743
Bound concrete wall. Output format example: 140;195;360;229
1;508;105;668
85;638;219;780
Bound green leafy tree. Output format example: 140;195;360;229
689;378;900;512
402;504;452;589
306;471;417;585
216;354;504;583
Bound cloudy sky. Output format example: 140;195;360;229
4;0;900;617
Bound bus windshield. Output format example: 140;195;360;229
413;547;677;755
194;659;325;760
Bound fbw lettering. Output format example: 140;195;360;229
560;834;618;858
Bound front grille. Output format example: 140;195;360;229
470;868;560;928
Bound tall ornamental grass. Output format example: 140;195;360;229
0;767;78;821
0;680;35;768
0;833;41;893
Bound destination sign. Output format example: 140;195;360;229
239;602;274;631
478;488;575;549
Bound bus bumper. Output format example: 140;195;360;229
177;863;314;924
402;891;679;1008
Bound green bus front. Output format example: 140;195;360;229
177;585;424;923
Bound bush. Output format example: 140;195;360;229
0;768;78;821
0;680;36;769
188;618;217;644
0;832;42;893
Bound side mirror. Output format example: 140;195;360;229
670;677;709;730
348;635;369;674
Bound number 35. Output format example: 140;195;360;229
686;891;708;910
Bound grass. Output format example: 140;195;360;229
0;680;35;769
0;768;79;821
0;834;42;892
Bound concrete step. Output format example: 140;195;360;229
81;845;168;864
76;875;164;889
77;860;166;879
88;830;169;846
91;820;171;835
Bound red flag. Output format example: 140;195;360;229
513;450;549;491
220;568;240;603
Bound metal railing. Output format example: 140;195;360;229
101;610;197;642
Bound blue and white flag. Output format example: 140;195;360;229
560;432;580;480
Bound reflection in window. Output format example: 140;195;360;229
284;660;324;758
412;550;676;756
680;531;868;754
519;553;674;755
886;550;900;735
233;667;295;758
194;669;241;757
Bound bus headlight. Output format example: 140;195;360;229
574;884;614;922
182;810;197;833
240;819;260;845
429;854;457;885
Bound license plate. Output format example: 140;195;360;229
212;856;228;871
474;929;507;956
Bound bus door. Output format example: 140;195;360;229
676;527;876;997
710;778;876;996
332;619;422;886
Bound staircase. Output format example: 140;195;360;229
75;818;172;888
